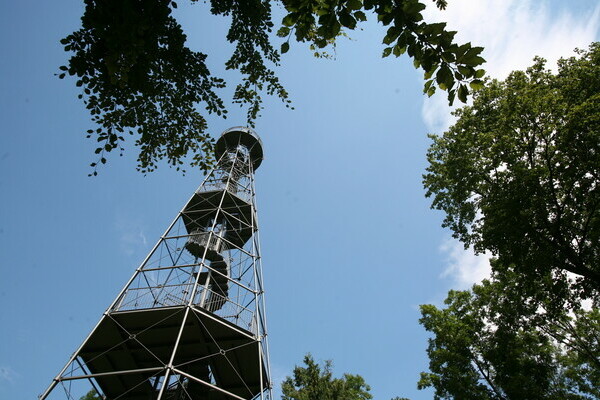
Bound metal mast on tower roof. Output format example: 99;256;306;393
41;126;272;400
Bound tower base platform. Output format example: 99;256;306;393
78;306;267;400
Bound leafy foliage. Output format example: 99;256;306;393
60;0;226;174
60;0;289;175
419;261;600;400
277;0;485;104
205;0;291;122
79;389;101;400
421;42;600;399
61;0;485;175
281;354;373;400
423;43;600;293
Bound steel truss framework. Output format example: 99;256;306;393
41;127;272;400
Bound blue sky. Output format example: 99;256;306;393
0;1;599;399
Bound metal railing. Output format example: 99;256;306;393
193;288;255;334
200;177;252;203
187;231;224;254
113;283;256;335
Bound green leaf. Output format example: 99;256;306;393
354;11;367;21
383;26;400;45
441;51;456;63
282;13;298;27
465;46;484;59
424;63;438;80
277;27;290;37
403;0;426;15
339;12;357;29
457;65;472;77
346;0;362;11
382;47;392;58
468;56;486;66
423;79;433;94
424;22;446;36
475;69;486;79
455;42;471;59
462;47;486;65
378;12;394;25
447;89;455;105
316;7;329;16
436;64;453;87
427;85;436;97
393;44;405;56
364;0;375;9
469;79;484;90
457;84;468;103
281;42;290;54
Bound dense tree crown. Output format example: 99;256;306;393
281;354;373;400
420;43;600;399
79;389;100;400
424;43;600;294
60;0;485;174
419;262;599;400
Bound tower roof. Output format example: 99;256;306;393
215;126;264;171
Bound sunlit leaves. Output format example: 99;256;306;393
419;262;600;399
207;0;292;123
279;0;486;105
79;389;101;400
423;43;600;293
282;354;373;400
60;0;292;175
60;0;224;175
62;0;488;175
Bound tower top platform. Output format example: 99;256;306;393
215;126;264;171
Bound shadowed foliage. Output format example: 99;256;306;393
419;261;599;400
424;43;600;294
420;42;600;399
282;354;373;400
60;0;485;175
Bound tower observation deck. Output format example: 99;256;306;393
41;127;272;400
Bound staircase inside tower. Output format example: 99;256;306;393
43;128;269;400
185;224;230;313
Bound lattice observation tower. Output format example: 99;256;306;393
41;127;272;400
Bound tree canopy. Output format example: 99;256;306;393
281;354;373;400
60;0;485;174
420;42;600;399
79;389;101;400
423;42;600;294
419;261;599;400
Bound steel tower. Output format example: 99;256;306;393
41;127;271;400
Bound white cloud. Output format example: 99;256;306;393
114;212;148;256
421;0;600;133
439;237;492;289
425;1;599;285
0;366;18;383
